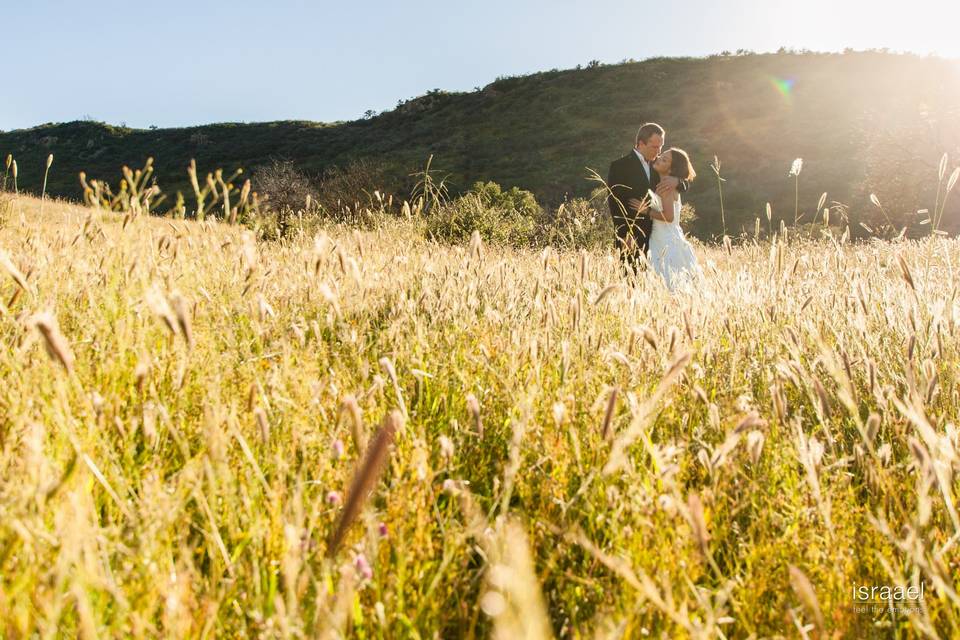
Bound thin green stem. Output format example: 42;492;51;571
933;179;943;232
794;176;799;227
717;175;726;237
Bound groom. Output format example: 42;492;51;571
606;122;681;275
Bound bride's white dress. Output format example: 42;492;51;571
647;195;702;292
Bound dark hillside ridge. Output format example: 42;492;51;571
4;51;959;236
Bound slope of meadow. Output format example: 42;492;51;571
1;193;959;638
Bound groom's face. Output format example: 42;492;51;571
636;134;663;162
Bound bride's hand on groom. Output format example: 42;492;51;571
627;195;650;214
656;176;679;196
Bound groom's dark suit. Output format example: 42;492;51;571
607;151;659;273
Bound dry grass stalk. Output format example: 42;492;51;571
601;386;618;440
686;491;711;556
481;519;554;640
0;249;30;294
559;523;694;632
339;394;366;453
379;357;407;419
788;565;825;635
146;286;178;337
604;351;691;475
469;230;483;265
747;430;765;465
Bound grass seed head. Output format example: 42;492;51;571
169;291;194;349
746;430;765;465
339;394;366;453
327;410;401;557
0;250;30;292
866;413;881;444
686;492;710;555
254;407;270;443
466;393;482;438
788;565;825;633
135;356;150;393
897;254;915;291
31;311;75;374
601;386;618;440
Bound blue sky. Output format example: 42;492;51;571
4;0;958;131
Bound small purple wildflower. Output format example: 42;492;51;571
354;553;373;580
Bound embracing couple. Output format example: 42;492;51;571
606;122;702;292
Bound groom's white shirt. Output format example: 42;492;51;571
633;149;651;181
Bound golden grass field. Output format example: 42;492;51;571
1;193;959;638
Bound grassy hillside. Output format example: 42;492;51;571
2;192;960;637
3;50;960;237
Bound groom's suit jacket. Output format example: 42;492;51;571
607;151;660;257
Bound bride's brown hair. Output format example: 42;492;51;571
666;148;697;181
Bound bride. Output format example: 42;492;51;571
647;148;702;291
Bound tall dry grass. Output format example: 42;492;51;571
0;193;959;638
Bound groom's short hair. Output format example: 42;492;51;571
635;122;665;145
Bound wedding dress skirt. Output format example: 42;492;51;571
647;198;702;292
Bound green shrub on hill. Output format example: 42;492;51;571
426;181;538;246
468;181;540;219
